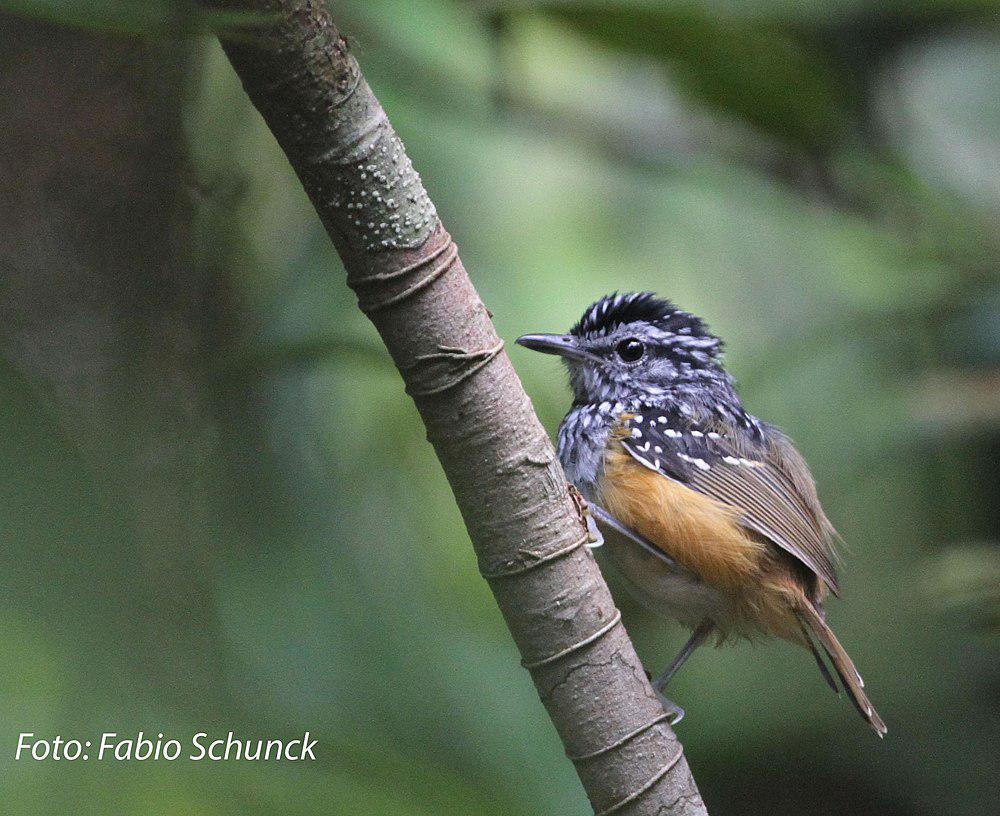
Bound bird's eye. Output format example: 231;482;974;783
615;338;645;363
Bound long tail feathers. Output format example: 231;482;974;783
797;601;887;738
799;621;839;695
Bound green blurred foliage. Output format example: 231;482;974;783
543;6;853;152
2;0;999;814
0;0;262;35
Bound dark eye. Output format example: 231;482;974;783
615;338;645;363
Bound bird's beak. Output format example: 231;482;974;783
515;333;597;363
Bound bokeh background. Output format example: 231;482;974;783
1;1;998;814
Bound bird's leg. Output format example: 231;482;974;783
653;619;714;691
650;619;714;722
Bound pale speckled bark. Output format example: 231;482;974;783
208;3;707;813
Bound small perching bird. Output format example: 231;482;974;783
517;292;886;737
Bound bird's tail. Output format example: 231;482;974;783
797;599;887;738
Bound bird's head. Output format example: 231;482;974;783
516;292;725;407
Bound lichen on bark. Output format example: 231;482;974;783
298;56;438;252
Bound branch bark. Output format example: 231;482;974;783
209;3;707;814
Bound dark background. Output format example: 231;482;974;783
0;1;997;814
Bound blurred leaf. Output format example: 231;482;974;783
0;0;265;37
556;7;849;151
832;149;1000;280
876;30;1000;212
537;5;853;152
920;543;1000;633
477;0;1000;26
909;369;1000;434
333;0;495;98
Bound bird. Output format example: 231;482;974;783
516;291;886;737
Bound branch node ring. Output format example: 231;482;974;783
354;239;456;314
567;712;673;763
480;532;587;580
594;746;686;816
520;609;622;670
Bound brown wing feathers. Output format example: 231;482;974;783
688;454;841;596
619;413;841;596
616;411;886;736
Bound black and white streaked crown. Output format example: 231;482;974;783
570;292;722;351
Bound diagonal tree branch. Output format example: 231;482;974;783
208;3;707;813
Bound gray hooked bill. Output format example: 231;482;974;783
515;333;596;362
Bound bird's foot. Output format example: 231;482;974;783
645;669;685;724
655;692;685;726
567;483;604;548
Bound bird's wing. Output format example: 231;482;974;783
618;410;841;596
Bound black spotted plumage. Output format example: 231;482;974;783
571;292;718;350
517;291;886;736
619;408;841;597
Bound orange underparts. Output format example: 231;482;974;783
600;445;765;592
